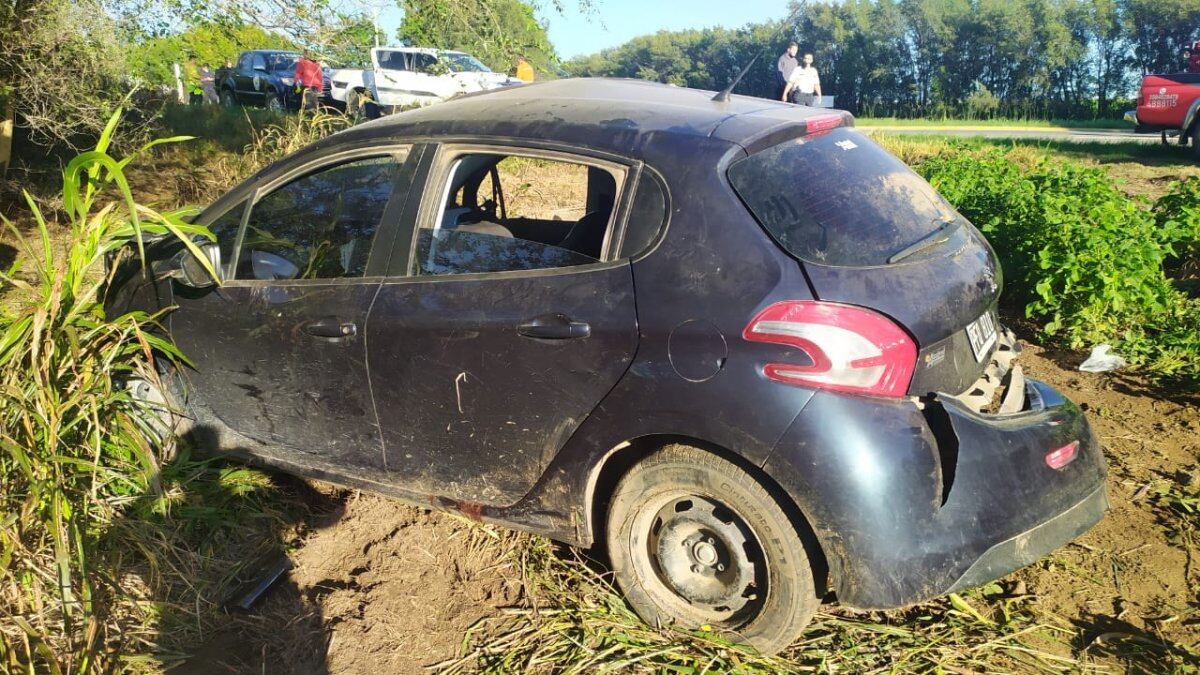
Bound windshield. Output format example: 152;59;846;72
441;53;490;73
728;128;961;267
267;54;298;71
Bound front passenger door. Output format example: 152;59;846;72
172;147;417;476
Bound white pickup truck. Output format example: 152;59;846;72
328;47;520;115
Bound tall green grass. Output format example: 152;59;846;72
0;110;213;670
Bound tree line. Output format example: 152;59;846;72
565;0;1200;119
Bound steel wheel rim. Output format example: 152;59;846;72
267;96;282;112
631;491;767;626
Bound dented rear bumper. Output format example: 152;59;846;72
763;368;1107;609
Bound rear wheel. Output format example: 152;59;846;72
606;444;819;654
347;89;366;122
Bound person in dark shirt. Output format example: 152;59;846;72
1187;43;1200;73
776;41;799;102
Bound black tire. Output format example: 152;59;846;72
264;90;284;113
606;444;819;654
347;89;365;122
220;89;237;108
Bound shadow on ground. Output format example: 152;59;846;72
1074;612;1200;672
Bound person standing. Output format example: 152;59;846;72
1187;43;1200;73
294;50;324;111
783;52;822;107
775;41;799;102
198;65;218;104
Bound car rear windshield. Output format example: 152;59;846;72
727;128;959;267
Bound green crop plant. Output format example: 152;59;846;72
918;148;1200;379
0;109;214;671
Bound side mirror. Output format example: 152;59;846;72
175;243;222;288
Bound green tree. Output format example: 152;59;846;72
398;0;558;75
1126;0;1200;74
127;22;298;87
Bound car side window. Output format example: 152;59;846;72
415;152;623;276
251;54;266;71
617;172;668;259
236;152;408;281
237;54;251;71
412;54;438;74
379;51;408;71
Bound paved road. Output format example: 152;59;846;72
863;126;1161;144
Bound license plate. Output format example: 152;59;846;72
966;311;997;362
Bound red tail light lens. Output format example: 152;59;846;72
1045;441;1079;470
805;113;844;134
743;301;917;398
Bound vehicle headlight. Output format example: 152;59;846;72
280;77;294;86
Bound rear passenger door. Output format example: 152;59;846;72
365;146;642;506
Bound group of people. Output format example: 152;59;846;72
775;41;822;106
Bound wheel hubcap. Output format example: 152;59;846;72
645;495;764;619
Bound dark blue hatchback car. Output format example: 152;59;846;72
114;78;1107;653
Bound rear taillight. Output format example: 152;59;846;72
1045;441;1079;470
743;301;916;398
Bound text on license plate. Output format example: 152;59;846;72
966;312;997;362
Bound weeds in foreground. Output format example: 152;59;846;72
435;535;1091;674
0;109;241;670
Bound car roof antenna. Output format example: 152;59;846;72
712;0;809;103
712;54;762;103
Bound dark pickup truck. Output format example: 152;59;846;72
219;50;306;112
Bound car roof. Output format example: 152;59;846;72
353;78;850;157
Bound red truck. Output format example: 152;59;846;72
1126;45;1200;156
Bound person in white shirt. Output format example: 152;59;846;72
783;52;822;107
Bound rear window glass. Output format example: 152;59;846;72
728;128;959;267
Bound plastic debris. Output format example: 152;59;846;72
1078;344;1126;373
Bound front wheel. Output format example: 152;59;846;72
220;90;236;108
264;91;284;113
606;445;819;654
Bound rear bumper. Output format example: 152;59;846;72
764;375;1107;609
947;483;1107;593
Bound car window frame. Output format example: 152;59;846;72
222;144;415;287
400;142;638;282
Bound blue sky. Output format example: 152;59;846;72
377;0;788;60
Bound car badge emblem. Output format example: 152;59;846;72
835;140;857;151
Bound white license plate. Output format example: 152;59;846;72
966;311;998;362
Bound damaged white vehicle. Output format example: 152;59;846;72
328;47;521;116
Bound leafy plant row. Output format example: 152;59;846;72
916;148;1200;378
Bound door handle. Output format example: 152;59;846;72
303;316;357;338
518;313;590;340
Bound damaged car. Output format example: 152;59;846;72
110;78;1108;653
